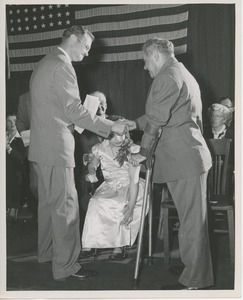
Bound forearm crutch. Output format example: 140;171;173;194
132;127;162;289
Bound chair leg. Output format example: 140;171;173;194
94;249;98;261
227;208;235;264
163;207;170;265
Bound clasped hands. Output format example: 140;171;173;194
111;119;146;166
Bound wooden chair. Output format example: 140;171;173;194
160;138;234;265
132;127;163;289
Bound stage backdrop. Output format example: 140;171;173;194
5;4;235;123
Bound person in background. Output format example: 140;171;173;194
81;132;145;260
204;103;234;197
74;91;108;220
28;25;126;281
124;38;214;290
219;97;234;128
6;113;27;223
75;91;123;213
16;91;38;221
205;103;233;140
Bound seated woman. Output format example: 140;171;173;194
81;132;145;260
204;103;234;140
6;112;27;222
204;103;234;197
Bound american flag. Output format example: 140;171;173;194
6;4;189;77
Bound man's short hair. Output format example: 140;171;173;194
62;25;94;42
143;38;174;57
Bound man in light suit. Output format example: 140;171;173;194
126;38;214;289
28;25;125;281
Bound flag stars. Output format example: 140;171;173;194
49;13;53;18
33;16;37;21
49;22;54;27
41;15;45;20
56;4;61;8
40;6;45;11
25;17;29;22
16;9;20;14
9;10;13;15
17;26;22;31
41;23;46;28
24;8;28;13
17;18;21;23
48;5;53;9
66;20;71;25
25;26;29;31
33;24;37;29
57;20;62;25
32;7;37;12
65;11;70;16
10;19;14;23
57;12;62;17
10;27;14;32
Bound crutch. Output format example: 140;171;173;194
132;127;162;289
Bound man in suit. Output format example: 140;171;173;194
28;25;125;281
126;38;214;289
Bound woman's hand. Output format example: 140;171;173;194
120;204;134;227
88;163;97;175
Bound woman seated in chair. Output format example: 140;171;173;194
80;132;145;261
204;103;234;196
6;112;27;222
204;103;234;140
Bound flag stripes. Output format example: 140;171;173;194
6;4;189;75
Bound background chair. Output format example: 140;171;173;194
160;138;234;265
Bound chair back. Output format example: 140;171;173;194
206;139;232;197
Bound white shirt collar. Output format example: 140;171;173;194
6;130;21;144
212;124;226;139
57;47;72;65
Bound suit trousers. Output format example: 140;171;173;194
167;172;214;288
33;163;81;280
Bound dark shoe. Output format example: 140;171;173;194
168;265;184;276
109;248;126;261
55;268;97;281
161;282;210;290
70;268;97;280
77;249;97;261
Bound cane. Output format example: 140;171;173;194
132;127;162;289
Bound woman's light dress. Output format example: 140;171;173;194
82;140;145;249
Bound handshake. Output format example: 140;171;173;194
111;119;136;135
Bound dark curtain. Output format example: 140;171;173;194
6;4;235;124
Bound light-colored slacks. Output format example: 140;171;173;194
167;172;214;288
33;163;81;280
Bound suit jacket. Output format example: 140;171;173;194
136;57;212;183
29;48;113;168
16;91;31;133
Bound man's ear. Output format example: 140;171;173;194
153;50;160;62
69;34;77;46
